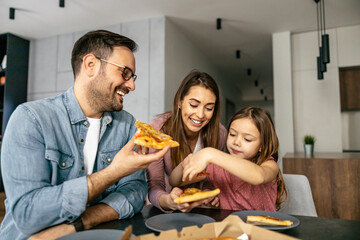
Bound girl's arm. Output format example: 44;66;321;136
169;154;206;187
182;147;279;185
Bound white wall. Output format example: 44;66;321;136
28;16;240;125
273;24;360;156
272;32;294;169
28;18;165;123
164;19;240;125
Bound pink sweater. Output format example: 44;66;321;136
206;160;278;211
146;113;227;212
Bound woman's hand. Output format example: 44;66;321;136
161;187;207;213
203;191;220;208
182;149;212;182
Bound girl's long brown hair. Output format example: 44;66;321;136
161;70;221;168
228;106;287;210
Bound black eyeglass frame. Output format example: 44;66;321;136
95;56;137;81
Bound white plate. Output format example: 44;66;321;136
231;210;300;230
145;213;215;232
56;229;134;240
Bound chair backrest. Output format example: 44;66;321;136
279;174;317;217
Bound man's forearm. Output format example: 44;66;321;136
82;203;119;230
87;166;119;203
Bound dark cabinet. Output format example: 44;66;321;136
0;33;29;138
339;66;360;111
0;33;29;192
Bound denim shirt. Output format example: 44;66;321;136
0;88;146;240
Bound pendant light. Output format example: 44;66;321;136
315;0;330;80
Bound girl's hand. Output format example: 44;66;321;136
182;150;211;182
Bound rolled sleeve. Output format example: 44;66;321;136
61;176;88;219
101;170;147;219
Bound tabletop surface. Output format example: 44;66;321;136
93;205;360;240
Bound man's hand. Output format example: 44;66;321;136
28;223;75;240
135;144;149;155
111;134;170;178
87;134;170;202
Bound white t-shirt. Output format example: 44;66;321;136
193;134;202;154
83;117;101;175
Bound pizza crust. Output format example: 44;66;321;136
193;238;237;240
246;215;293;226
174;188;220;203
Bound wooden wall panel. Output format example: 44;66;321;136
283;153;360;220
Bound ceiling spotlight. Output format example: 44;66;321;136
236;50;241;59
216;18;222;30
59;0;65;7
264;96;268;101
254;80;258;87
247;68;252;76
260;89;264;95
9;7;15;20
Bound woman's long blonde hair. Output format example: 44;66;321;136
228;106;287;210
161;70;221;168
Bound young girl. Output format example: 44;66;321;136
170;106;287;211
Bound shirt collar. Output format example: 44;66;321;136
63;87;113;125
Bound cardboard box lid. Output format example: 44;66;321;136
131;215;299;240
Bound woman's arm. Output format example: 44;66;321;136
182;147;279;185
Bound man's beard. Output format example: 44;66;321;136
87;71;123;113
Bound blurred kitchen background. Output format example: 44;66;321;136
0;0;360;164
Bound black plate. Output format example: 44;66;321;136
145;213;215;232
231;210;300;230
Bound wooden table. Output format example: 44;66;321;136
283;152;360;220
94;205;360;240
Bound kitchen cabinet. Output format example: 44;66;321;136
339;66;360;111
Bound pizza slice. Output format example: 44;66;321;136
174;188;220;203
196;171;209;178
134;120;179;149
193;238;237;240
246;215;293;226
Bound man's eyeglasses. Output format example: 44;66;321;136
95;57;137;81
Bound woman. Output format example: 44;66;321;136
146;70;227;212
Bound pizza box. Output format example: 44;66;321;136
131;215;299;240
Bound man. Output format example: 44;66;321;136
0;30;169;240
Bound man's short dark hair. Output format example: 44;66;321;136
71;30;138;77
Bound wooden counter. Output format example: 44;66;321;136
283;152;360;220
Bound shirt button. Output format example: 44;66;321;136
107;158;111;162
84;121;88;125
62;162;66;167
80;139;84;142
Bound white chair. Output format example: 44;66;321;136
278;174;318;217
